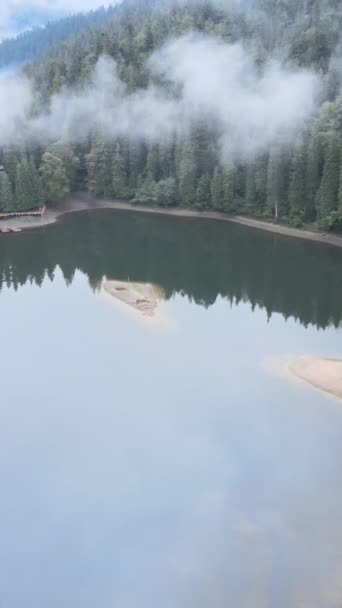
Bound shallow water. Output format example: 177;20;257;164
1;210;342;607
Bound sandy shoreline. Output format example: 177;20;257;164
289;356;342;400
1;197;342;249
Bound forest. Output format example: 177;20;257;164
1;0;342;231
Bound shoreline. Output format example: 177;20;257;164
1;197;342;249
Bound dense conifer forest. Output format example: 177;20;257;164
1;0;342;231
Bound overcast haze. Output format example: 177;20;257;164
0;0;119;39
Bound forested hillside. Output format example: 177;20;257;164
1;0;342;231
0;5;120;68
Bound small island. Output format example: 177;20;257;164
289;356;342;400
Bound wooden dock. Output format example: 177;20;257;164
0;206;45;234
0;206;45;220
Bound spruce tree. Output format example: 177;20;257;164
305;129;322;221
211;167;223;210
15;159;29;211
178;137;196;207
0;171;14;212
289;146;306;222
266;146;289;219
112;143;127;198
245;164;257;212
196;173;211;208
316;132;340;219
146;144;160;182
222;168;235;212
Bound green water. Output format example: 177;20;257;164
1;209;342;607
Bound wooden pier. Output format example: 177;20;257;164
0;206;45;220
0;206;45;233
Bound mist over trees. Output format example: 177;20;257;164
1;0;342;230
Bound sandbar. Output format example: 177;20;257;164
289;356;342;400
102;279;164;318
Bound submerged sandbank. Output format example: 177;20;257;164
1;197;342;250
289;356;342;400
102;279;165;318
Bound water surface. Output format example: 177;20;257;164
1;210;342;607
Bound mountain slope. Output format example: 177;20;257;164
1;0;342;231
0;5;121;69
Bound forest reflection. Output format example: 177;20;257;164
1;209;342;330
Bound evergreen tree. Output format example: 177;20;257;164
196;173;211;207
245;164;257;212
0;170;14;212
133;175;157;204
146;144;160;181
254;155;268;211
305;129;322;221
211;167;224;210
222;168;235;211
14;157;42;211
289;146;306;222
112;143;128;198
178;137;196;207
266;146;289;219
316;132;340;218
156;177;177;207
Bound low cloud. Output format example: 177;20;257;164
0;33;320;162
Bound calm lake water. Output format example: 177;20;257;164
1;209;342;607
